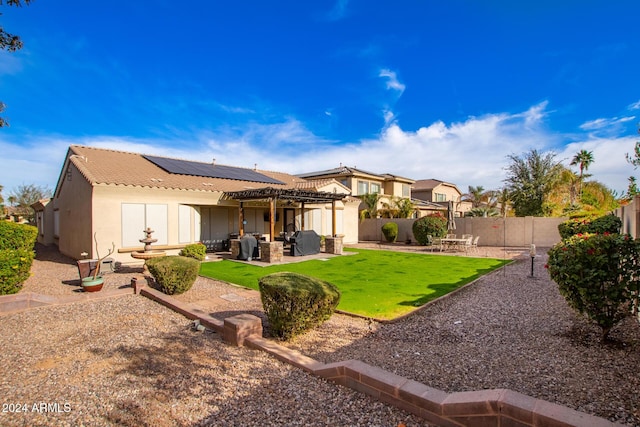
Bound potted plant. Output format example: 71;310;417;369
81;233;115;292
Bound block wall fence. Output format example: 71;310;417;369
359;217;567;248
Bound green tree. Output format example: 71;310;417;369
570;149;594;198
1;0;32;127
380;196;416;219
504;149;563;217
9;183;51;224
496;187;511;217
624;176;639;201
625;125;640;169
462;185;486;208
358;193;382;220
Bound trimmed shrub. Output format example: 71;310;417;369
0;222;37;295
0;248;35;295
412;213;447;245
259;272;341;340
180;242;207;261
146;256;200;295
558;213;621;239
381;222;398;243
0;221;38;250
547;233;640;341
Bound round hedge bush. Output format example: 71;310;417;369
412;213;447;245
146;255;200;295
259;272;341;340
381;222;398;243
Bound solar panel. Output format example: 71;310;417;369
143;155;285;185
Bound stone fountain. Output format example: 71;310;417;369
131;227;166;268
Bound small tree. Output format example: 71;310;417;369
412;213;447;245
547;233;640;341
8;183;52;224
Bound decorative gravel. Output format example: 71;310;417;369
2;244;639;426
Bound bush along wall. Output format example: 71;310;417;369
180;243;207;261
0;222;37;295
412;213;447;245
259;272;341;340
557;213;621;240
381;222;398;243
547;232;640;341
146;256;200;295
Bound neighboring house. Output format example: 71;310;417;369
411;179;471;216
3;206;30;224
35;145;359;265
298;165;415;217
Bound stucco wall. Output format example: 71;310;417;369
614;195;640;238
48;178;360;265
359;217;566;248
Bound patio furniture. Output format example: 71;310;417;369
289;230;321;256
469;235;480;253
440;236;470;252
237;234;259;261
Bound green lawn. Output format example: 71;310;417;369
199;248;510;320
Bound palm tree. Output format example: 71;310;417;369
358;193;382;221
462;185;486;208
570;149;594;198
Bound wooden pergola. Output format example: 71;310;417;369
223;187;348;241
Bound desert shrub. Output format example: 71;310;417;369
547;233;640;341
412;213;447;245
180;243;207;261
259;272;341;340
558;213;621;239
0;221;38;250
381;222;398;243
0;248;35;295
0;222;37;295
146;256;200;295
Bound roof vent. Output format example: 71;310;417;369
212;158;216;166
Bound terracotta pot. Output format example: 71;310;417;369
81;276;104;292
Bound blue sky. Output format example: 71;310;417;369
1;0;639;197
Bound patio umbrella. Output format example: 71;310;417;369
447;200;456;232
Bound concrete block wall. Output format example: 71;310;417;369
359;217;566;248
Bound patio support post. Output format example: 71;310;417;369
331;200;337;237
269;197;276;242
239;202;244;237
301;202;305;230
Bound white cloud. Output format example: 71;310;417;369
378;69;406;95
628;100;640;110
580;116;635;131
1;103;636;198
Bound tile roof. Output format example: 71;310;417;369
298;166;413;183
64;145;307;193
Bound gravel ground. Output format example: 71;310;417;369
2;243;639;426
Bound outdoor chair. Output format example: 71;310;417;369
469;236;480;253
461;235;473;253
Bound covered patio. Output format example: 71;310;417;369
223;187;349;262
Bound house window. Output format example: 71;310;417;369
53;209;60;238
435;193;447;202
121;203;168;247
370;182;381;194
179;204;192;243
402;184;410;198
340;179;349;188
357;180;369;195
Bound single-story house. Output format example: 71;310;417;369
34;145;360;266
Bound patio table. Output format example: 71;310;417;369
440;238;470;252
